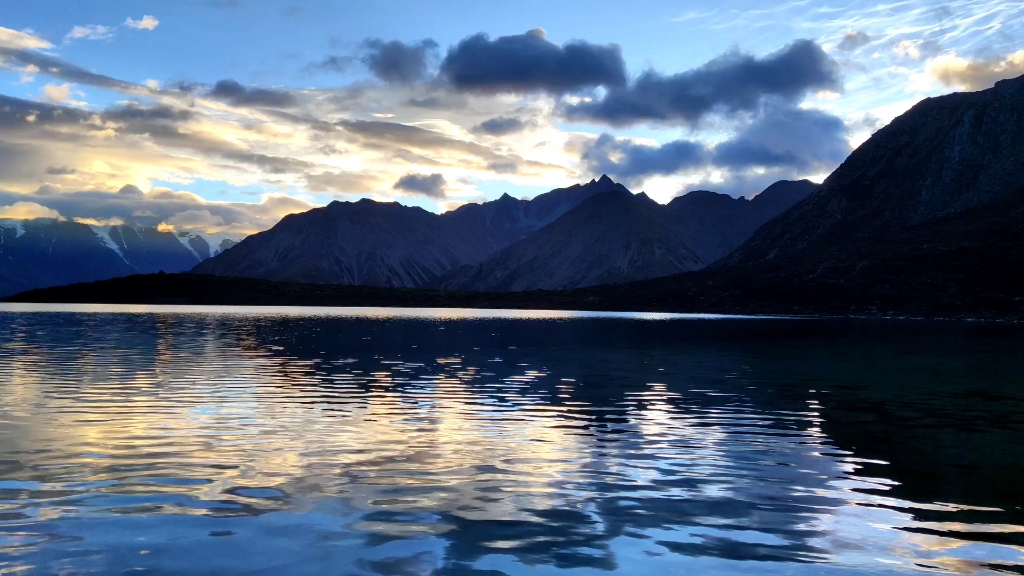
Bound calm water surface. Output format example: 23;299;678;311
0;304;1022;575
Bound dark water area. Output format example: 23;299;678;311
0;305;1022;575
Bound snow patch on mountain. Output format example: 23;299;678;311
0;220;26;238
89;225;129;264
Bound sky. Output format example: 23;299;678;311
1;0;1023;236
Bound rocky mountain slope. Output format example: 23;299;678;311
724;74;1024;271
441;190;703;291
0;220;237;296
192;176;628;287
443;180;815;291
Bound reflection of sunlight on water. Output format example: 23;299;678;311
0;307;1021;575
0;302;786;320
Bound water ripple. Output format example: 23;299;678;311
0;305;1022;574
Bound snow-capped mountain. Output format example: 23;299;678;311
0;219;240;296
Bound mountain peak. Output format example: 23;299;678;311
497;192;516;202
597;174;614;185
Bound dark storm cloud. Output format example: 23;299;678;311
439;28;626;94
360;38;439;84
579;105;850;184
712;105;850;171
581;134;709;182
208;79;298;108
0;48;138;92
45;166;77;175
563;40;841;126
393;172;447;198
837;31;871;52
472;116;529;136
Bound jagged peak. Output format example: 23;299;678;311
597;174;614;185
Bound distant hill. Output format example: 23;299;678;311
442;180;814;291
0;220;237;297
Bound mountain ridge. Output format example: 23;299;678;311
0;219;238;297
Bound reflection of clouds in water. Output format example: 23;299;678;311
0;311;1022;574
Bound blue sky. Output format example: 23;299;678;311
1;0;1022;235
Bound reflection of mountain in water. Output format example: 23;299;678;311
0;312;1022;574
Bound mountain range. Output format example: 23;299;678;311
193;176;813;290
7;74;1024;319
0;221;237;297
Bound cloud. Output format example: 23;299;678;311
578;105;850;185
393;172;447;198
0;188;313;235
337;119;560;174
304;171;387;194
563;39;841;126
581;135;709;183
307;55;353;74
360;38;439;84
439;28;626;94
0;48;138;92
712;105;850;171
41;83;71;103
837;31;871;52
208;79;298;108
161;209;224;231
0;27;52;50
894;40;922;60
45;166;76;176
125;15;160;30
65;25;115;42
0;201;63;220
472;116;529;136
926;50;1024;91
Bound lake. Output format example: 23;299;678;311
0;305;1022;575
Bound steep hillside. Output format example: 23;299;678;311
725;74;1024;270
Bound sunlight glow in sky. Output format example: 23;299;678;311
1;0;1022;235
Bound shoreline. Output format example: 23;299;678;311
3;272;1021;322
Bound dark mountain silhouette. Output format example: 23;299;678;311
0;220;236;297
443;174;631;249
442;180;814;291
192;175;629;287
725;74;1024;271
441;190;703;291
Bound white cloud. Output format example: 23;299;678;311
0;201;63;220
65;25;115;42
144;79;160;90
926;50;1024;91
125;15;159;31
0;26;51;50
42;83;71;103
894;40;922;60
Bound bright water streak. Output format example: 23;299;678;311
0;305;1022;575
